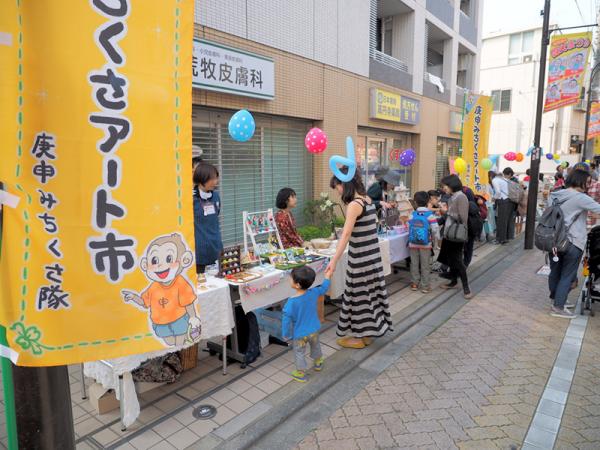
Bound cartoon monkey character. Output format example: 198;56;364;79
121;233;201;347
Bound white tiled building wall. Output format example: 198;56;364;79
195;0;370;77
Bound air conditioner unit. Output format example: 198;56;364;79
523;55;533;63
574;100;587;111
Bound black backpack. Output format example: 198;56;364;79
467;201;484;238
534;195;582;253
244;312;261;365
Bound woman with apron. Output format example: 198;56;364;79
193;163;223;274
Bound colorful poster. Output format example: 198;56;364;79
588;102;600;139
461;93;493;195
0;1;194;366
544;32;592;112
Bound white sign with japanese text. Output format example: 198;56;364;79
192;39;275;100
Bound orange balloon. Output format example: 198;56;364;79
515;153;524;162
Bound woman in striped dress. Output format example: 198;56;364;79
325;170;392;349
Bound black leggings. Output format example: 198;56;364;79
447;245;470;293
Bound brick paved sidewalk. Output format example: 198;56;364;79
296;250;574;450
555;313;600;450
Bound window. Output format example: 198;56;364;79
491;89;511;112
193;108;312;246
460;0;472;16
435;137;461;187
376;17;393;55
508;30;534;64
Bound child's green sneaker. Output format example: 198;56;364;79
291;370;307;382
314;357;324;372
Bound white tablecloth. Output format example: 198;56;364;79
238;259;328;313
84;277;234;427
383;232;410;264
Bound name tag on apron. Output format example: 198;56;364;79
203;204;216;216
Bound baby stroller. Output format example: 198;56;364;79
582;225;600;316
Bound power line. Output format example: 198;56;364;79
574;0;586;23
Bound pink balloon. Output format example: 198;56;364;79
504;152;516;161
305;128;328;154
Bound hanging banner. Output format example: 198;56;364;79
589;102;600;139
0;1;194;366
544;32;592;113
461;93;493;195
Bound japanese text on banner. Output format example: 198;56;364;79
461;94;493;196
0;0;195;366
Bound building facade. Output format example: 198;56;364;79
480;26;587;173
193;0;483;245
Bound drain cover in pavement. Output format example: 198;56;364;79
192;405;217;420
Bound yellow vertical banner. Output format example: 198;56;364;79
0;1;194;366
461;93;493;196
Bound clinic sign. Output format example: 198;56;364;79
369;88;420;125
193;39;275;100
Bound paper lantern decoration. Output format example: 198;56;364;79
454;157;467;174
481;158;493;170
304;128;328;154
228;109;256;142
515;152;524;162
553;153;560;160
399;149;416;167
504;152;516;161
329;136;356;182
546;153;554;160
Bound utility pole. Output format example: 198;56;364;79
0;181;75;449
524;0;551;249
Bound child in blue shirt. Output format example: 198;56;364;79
282;265;331;383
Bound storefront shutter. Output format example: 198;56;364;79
435;137;461;188
192;108;312;247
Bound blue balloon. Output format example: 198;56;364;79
546;153;554;160
329;137;356;182
228;109;256;142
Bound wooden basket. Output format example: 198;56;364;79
179;344;199;371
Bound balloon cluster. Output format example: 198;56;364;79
503;152;524;162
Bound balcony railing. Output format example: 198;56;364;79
370;49;409;73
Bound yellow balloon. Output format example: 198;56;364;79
454;157;467;174
585;159;591;163
553;153;560;160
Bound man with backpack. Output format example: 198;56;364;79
408;191;440;293
535;169;600;318
504;168;522;240
492;168;519;244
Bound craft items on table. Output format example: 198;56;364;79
218;245;262;283
243;209;284;255
218;245;242;277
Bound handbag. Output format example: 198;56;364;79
444;215;468;243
